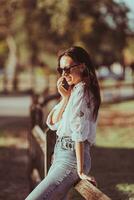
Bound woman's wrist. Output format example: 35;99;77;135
61;97;69;106
62;96;69;101
75;142;84;177
77;169;83;174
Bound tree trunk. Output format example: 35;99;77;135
5;35;17;92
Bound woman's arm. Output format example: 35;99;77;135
75;141;84;174
75;141;97;186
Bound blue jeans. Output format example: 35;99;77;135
25;138;91;200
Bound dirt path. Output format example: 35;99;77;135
0;117;30;200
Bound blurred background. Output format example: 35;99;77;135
0;0;134;199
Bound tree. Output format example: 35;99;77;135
0;0;132;87
23;0;131;66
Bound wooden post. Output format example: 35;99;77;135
28;94;44;190
32;126;47;177
30;93;43;129
45;128;56;173
32;126;56;177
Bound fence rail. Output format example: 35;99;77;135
100;82;134;104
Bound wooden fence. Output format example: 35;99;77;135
28;93;111;200
100;82;134;104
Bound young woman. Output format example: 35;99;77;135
25;46;101;200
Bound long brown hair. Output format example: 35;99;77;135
58;46;101;122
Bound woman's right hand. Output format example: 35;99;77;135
57;76;71;99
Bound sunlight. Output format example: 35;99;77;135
116;183;134;197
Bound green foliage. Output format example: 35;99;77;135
0;0;132;68
24;0;131;65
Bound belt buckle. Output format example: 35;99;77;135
61;140;67;150
68;142;74;151
63;141;74;151
59;136;75;151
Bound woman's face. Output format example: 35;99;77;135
59;55;83;86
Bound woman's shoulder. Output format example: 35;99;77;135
71;83;90;106
71;81;85;95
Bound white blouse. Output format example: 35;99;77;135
46;81;98;145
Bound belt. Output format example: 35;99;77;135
56;136;75;151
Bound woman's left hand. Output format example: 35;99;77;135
78;171;97;187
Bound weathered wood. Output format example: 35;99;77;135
30;94;44;129
32;125;47;177
100;82;134;89
30;168;42;188
40;93;60;106
75;179;111;200
102;94;134;105
32;125;56;177
45;128;56;172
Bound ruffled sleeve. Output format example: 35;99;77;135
46;103;61;131
70;87;94;142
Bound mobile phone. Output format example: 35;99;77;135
62;78;69;90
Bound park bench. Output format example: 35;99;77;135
28;93;111;200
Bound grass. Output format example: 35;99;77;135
0;130;27;149
116;184;134;198
96;126;133;148
93;101;134;199
0;117;29;200
96;101;134;148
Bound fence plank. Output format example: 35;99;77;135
75;179;111;200
32;125;47;177
32;126;56;177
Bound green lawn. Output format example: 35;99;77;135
0;117;29;200
94;101;134;199
96;101;134;148
96;124;133;149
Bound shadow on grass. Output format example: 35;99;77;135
91;146;134;200
0;116;30;200
0;146;29;200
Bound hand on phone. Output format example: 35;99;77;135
57;77;71;98
62;78;69;91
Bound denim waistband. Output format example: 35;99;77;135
56;136;75;151
56;136;91;151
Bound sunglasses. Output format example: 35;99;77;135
57;63;80;75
